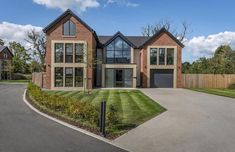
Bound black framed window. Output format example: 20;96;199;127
65;43;73;63
167;48;174;65
159;48;165;65
55;67;63;87
54;43;64;63
63;20;76;36
106;37;131;64
150;48;157;65
65;67;73;87
75;43;84;63
75;68;83;87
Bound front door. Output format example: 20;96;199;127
115;70;124;87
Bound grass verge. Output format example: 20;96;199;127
190;88;235;99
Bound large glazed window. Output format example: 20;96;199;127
167;48;174;65
63;20;76;36
75;68;83;87
150;48;157;65
65;67;73;87
159;48;165;65
65;43;73;63
55;43;64;63
106;37;131;64
105;68;133;88
54;67;63;87
75;43;84;63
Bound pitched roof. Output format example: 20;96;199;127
140;28;185;48
99;31;137;48
98;35;149;48
43;9;100;43
0;46;13;57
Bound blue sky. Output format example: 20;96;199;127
1;0;235;62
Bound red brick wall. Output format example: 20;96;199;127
141;32;183;88
44;14;95;89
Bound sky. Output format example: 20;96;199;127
1;0;235;62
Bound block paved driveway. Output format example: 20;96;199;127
114;88;235;152
0;84;126;152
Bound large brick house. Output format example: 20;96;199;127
0;46;13;80
43;9;184;90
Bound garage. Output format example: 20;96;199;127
150;69;174;88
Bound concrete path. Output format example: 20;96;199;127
0;84;126;152
114;88;235;152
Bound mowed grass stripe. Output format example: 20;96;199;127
62;91;80;98
135;90;166;114
107;90;123;121
119;90;142;124
90;90;109;107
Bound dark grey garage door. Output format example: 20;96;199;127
150;69;174;88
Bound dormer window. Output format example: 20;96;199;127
63;20;76;36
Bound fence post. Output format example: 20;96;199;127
99;101;106;137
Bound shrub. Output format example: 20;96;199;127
228;83;235;89
27;83;99;126
107;105;120;128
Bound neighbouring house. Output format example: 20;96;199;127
42;9;184;90
0;46;13;80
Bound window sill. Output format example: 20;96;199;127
62;36;77;38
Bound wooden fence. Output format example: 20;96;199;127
32;72;44;88
182;74;235;88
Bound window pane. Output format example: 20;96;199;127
122;50;131;63
70;21;76;36
123;41;130;50
115;37;122;50
150;48;157;65
55;67;63;87
75;43;84;63
65;43;73;63
75;68;83;87
167;48;174;65
63;21;70;36
107;41;114;50
124;69;133;87
159;48;165;65
106;50;115;63
105;37;131;64
105;69;114;87
55;43;64;63
65;67;73;87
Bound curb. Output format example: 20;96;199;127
23;89;130;152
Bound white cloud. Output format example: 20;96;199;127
184;31;235;61
0;22;42;48
33;0;100;12
106;0;139;7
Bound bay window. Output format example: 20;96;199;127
75;43;84;63
167;48;174;65
159;48;165;65
150;48;157;65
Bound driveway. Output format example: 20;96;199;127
0;84;126;152
114;88;235;152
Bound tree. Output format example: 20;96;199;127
9;41;31;74
182;62;191;73
184;45;235;74
0;38;4;46
142;19;189;42
26;30;46;71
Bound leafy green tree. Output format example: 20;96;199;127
9;41;31;74
26;30;46;71
184;45;235;74
182;61;191;73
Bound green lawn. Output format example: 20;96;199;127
0;80;29;83
45;89;166;126
191;88;235;99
